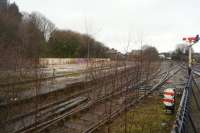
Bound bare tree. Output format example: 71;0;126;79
30;12;56;41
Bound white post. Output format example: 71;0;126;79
188;43;193;75
188;45;192;68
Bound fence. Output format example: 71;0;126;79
172;70;200;133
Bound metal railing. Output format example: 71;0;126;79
172;69;200;133
171;74;193;133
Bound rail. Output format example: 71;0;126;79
83;67;181;133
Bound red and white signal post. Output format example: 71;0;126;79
182;35;199;74
163;87;175;113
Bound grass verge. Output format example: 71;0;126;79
102;94;180;133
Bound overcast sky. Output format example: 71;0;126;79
11;0;200;53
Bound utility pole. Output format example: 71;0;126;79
183;35;199;75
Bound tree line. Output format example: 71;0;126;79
171;44;191;61
47;30;109;58
0;0;110;65
128;45;159;62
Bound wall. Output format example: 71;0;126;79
39;58;110;66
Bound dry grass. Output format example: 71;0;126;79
109;94;180;133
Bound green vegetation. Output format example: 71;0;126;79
57;71;81;77
47;30;109;58
110;95;180;133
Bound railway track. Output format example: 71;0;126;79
2;65;139;133
0;64;137;121
12;65;180;133
0;64;123;104
0;64;130;88
12;73;138;133
0;64;136;105
51;66;181;133
10;97;88;133
80;67;182;133
1;62;181;133
1;64;137;108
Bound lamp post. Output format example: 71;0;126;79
183;35;199;75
